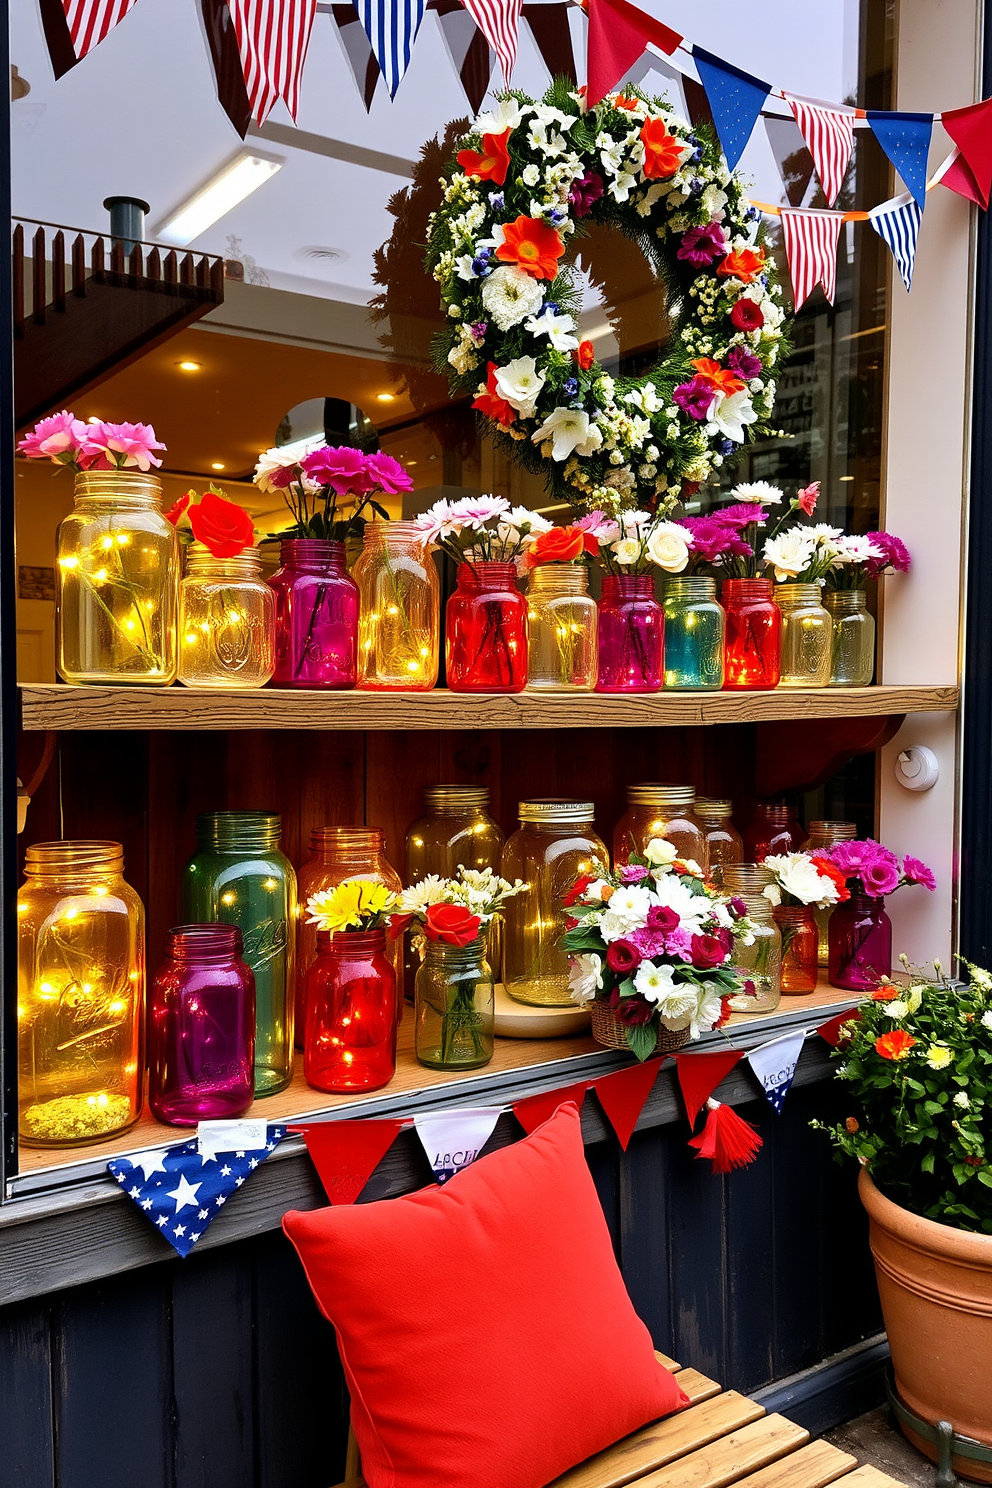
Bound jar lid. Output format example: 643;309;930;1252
424;785;490;811
23;839;124;874
695;797;732;817
196;810;281;849
518;798;596;823
626;782;696;807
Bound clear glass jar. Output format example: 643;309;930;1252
56;470;178;685
526;565;598;690
773;905;819;994
405;786;504;881
596;573;663;692
828;892;892;991
305;929;397;1092
181;811;296;1097
178;542;275;689
726;891;782;1013
774;582;832;688
501;800;608;1006
268;538;358;688
296;826;403;1041
723;862;774;896
722;577;780;689
17;840;145;1146
743;802;804;862
148;924;256;1125
825;590;876;686
446;561;528;692
354;521;439;690
414;935;494;1069
802;821;857;965
613;783;707;872
694;798;742;886
662;576;725;690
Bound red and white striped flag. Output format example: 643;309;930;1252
460;0;522;84
61;0;140;60
784;95;855;207
779;207;844;309
227;0;318;125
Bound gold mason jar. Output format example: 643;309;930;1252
354;520;439;690
613;783;707;873
773;582;832;688
178;542;275;689
525;565;598;691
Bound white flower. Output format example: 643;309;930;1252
474;99;525;134
831;534;885;567
398;876;450;913
644;838;678;866
413;499;460;543
621;509;652;531
983;1010;992;1030
701;184;727;220
532;103;577;131
764;852;841;908
524;309;579;351
886;1000;910;1020
763;883;782;907
253;442;320;495
712;390;758;443
493;356;547;417
690;984;725;1039
455;254;479;281
763;528;818;582
598;886;652;943
653;985;699;1027
522;164;540;187
954;1091;971;1110
646;521;691;573
568;953;604;1004
906;987;924;1013
732;480;783;506
448;494;510;529
610;171;638;203
649;873;708;934
633;960;676;1003
502;504;553;536
531;407;603;461
611;537;642;565
481;265;544;331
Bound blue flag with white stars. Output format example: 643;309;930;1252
108;1125;289;1258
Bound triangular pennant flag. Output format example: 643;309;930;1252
779;207;844;309
941;98;992;211
674;1048;744;1128
461;0;520;85
108;1126;289;1258
522;2;576;85
765;114;817;206
353;0;427;98
585;0;682;109
869;195;923;293
746;1029;807;1114
688;1099;762;1173
39;0;80;78
513;1081;589;1135
592;1058;663;1150
817;1007;861;1046
201;0;253;137
332;3;380;110
866;111;933;209
294;1118;406;1204
784;95;855;207
435;4;493;112
939;150;987;209
227;0;318;125
59;0;141;62
692;47;772;172
413;1106;503;1183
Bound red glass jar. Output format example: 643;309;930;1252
595;574;663;693
268;539;358;689
744;802;804;862
304;928;397;1093
722;577;781;689
773;906;819;994
828;892;892;991
445;561;527;693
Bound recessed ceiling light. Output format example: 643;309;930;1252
838;475;854;482
178;360;201;372
211;462;225;471
155;151;283;247
376;393;396;403
406;460;418;467
86;416;101;424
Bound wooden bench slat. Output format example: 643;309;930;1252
634;1414;809;1488
655;1350;681;1373
731;1440;859;1488
677;1369;724;1405
837;1467;915;1488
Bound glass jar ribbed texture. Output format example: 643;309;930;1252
825;590;875;686
774;582;832;688
414;935;494;1069
526;565;597;690
178;543;275;689
722;577;780;689
354;521;439;690
305;929;397;1092
445;562;528;692
268;539;358;688
595;573;663;693
613;783;706;872
662;576;725;690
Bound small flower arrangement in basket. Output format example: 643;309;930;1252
562;841;751;1060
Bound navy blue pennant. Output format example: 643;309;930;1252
693;46;772;172
866;111;933;210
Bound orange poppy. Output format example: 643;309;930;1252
496;215;565;281
574;339;595;371
875;1030;916;1061
472;363;516;427
871;987;898;1002
456;128;511;186
640;118;685;179
717;246;767;284
690;357;745;396
615;93;639;111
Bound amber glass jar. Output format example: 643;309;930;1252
354;521;439;690
17;841;145;1146
802;820;857;965
773;582;832;688
178;542;275;689
405;786;504;882
743;801;804;862
694;798;742;886
613;783;707;872
774;905;819;993
502;800;608;1006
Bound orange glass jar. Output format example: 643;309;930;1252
743;802;804;862
613;783;707;872
773;905;819;993
802;820;857;965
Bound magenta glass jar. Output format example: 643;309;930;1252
445;561;527;693
268;539;358;688
722;577;781;690
595;574;663;693
827;892;893;991
148;924;256;1126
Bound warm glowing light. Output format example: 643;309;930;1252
376;393;395;403
211;462;225;471
87;416;101;425
178;360;201;372
101;535;115;551
63;907;78;920
59;555;79;569
263;878;277;890
221;891;236;905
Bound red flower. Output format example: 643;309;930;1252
423;903;482;947
691;934;727;970
574;340;595;371
810;855;851;903
871;987;898;1001
639;118;685;179
165;491;193;527
188;491;255;557
472;363;516;427
713;997;733;1031
524;525;598;569
718;246;767;284
875;1030;916;1061
456;128;511;186
797;482;819;516
495;215;565;281
563;873;593;907
608;990;655;1025
729;298;764;332
614;94;639;111
606;939;642;975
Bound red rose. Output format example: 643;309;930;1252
690;934;727;970
524;525;586;569
610;993;654;1026
606;939;642;974
563;873;593;907
574;339;595;371
730;298;764;332
188;491;255;557
164;491;193;528
423;902;482;947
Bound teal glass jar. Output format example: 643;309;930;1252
181;811;297;1097
662;577;725;689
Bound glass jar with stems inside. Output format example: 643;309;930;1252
179;542;275;689
774;582;832;687
354;520;439;690
723;865;781;1013
526;564;598;690
802;821;857;965
825;590;875;686
662;576;725;689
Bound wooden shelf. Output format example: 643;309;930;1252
19;682;959;732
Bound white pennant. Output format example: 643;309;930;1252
746;1029;808;1114
414;1106;503;1184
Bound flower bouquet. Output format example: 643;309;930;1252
18;411;166;472
824;840;935;991
761;851;850;993
253;443;412;540
562;840;749;1060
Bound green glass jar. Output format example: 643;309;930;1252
182;811;296;1096
825;590;875;686
414;935;494;1070
662;576;725;689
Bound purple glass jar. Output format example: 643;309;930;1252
827;892;893;991
149;924;256;1125
268;539;358;689
595;574;663;693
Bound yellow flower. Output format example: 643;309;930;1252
926;1044;953;1071
306;880;396;932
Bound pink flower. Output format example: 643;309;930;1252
726;345;762;380
365;451;414;495
575;510;617;542
673;377;717;421
628;928;668;958
619;864;650;884
903;856;936;892
677;221;727;267
830;839;894;876
17;410;90;465
861;857;901;896
865;531;911;579
718;502;767;530
569;170;604;218
665;927;695;960
679;516;752;563
797;482;820;516
302;444;371;494
83;421;165;471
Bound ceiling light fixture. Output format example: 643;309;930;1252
178;360;201;372
211;462;225;471
86;416;101;424
838;475;855;482
376;393;396;403
155;151;283;247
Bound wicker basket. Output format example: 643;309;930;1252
591;1001;692;1055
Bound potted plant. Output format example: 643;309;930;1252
818;963;992;1480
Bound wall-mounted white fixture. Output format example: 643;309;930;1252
895;746;939;792
155;152;283;247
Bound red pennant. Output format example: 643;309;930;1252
817;1008;861;1047
513;1082;589;1135
585;0;682;108
942;100;992;211
293;1119;407;1204
688;1099;762;1173
592;1059;663;1150
674;1049;744;1128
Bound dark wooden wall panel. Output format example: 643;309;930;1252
0;1301;55;1488
171;1247;255;1488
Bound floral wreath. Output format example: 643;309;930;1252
427;80;787;515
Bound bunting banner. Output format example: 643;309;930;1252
817;1007;861;1047
461;0;521;85
354;0;427;97
689;1099;762;1173
779;206;844;309
332;2;381;110
202;0;254;136
746;1029;807;1114
227;0;318;124
513;1080;589;1135
435;2;494;113
591;1058;663;1149
522;2;576;84
675;1048;744;1128
60;0;140;61
584;0;681;109
692;47;771;172
941;98;992;211
866;111;933;210
784;95;855;207
413;1106;503;1183
870;195;923;293
294;1117;408;1204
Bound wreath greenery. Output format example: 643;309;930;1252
426;78;788;515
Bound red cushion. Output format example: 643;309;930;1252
283;1102;688;1488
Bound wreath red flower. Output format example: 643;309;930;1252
639;118;685;179
718;247;767;284
690;358;746;396
472;363;516;427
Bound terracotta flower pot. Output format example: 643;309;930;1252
860;1167;992;1481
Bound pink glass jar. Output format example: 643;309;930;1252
595;574;663;693
723;577;781;689
305;928;397;1093
827;892;893;991
148;924;255;1126
268;539;358;689
445;561;527;693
